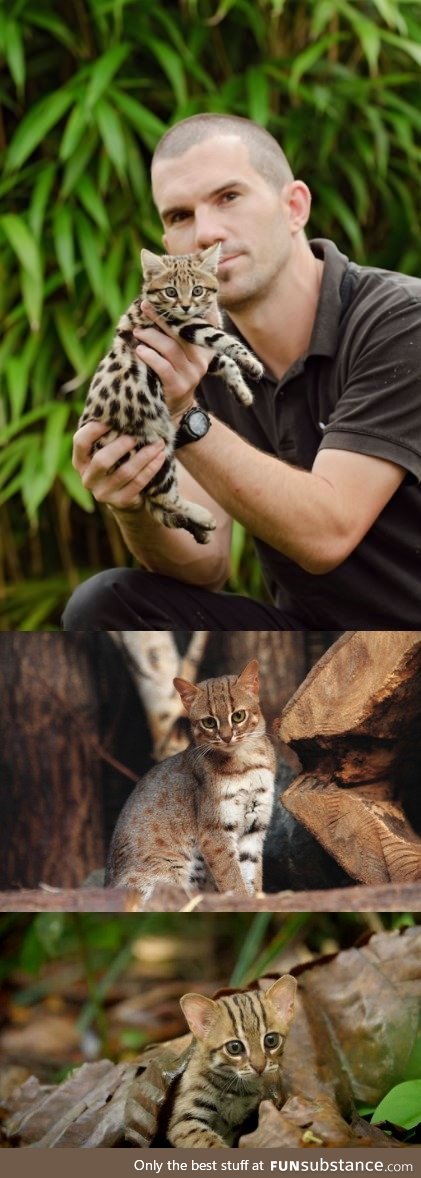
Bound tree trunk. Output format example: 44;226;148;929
0;635;105;888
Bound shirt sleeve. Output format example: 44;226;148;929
319;282;421;482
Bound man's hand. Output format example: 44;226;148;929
132;300;211;419
72;421;166;510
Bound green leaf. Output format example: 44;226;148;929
85;44;131;110
60;461;95;512
246;67;270;125
372;1080;421;1131
316;183;365;257
54;308;87;375
28;163;56;240
95;99;127;178
5;88;74;172
59;103;89;162
4;19;25;95
21;267;43;332
60;131;97;199
111;88;165;150
144;37;188;107
75;175;109;231
0;214;41;279
75;211;105;301
53;204;75;289
42;403;70;486
289;35;346;91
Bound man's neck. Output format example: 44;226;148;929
226;245;324;381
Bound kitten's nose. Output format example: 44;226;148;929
250;1059;265;1075
180;304;190;312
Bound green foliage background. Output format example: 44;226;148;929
1;0;420;628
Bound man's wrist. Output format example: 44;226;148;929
169;400;197;428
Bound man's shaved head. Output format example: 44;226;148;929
152;114;294;192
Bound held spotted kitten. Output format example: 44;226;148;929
167;977;297;1148
79;244;263;544
105;660;276;900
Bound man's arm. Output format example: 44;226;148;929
177;416;405;574
72;421;232;589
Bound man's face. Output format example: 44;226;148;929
152;136;295;311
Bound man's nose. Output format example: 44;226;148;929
194;209;226;251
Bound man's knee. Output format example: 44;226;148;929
62;568;133;629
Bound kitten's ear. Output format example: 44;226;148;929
140;249;167;278
237;659;260;696
264;975;297;1030
180;993;218;1039
173;677;198;713
197;243;221;272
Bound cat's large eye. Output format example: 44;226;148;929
201;716;217;730
192;285;204;296
231;710;246;724
164;286;177;297
264;1033;281;1050
225;1039;245;1056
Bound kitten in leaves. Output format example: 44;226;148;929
79;244;263;544
167;977;297;1148
105;659;276;900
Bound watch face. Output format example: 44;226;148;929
187;409;209;437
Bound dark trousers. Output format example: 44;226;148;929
62;568;304;631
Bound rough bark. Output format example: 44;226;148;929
275;631;421;884
1;881;420;911
0;635;104;888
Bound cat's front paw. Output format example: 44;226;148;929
227;347;264;380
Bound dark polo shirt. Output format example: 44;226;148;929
197;238;421;628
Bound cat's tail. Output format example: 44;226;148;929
145;495;217;545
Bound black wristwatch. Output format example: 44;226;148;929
174;405;212;449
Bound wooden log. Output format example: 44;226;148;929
1;882;420;911
274;631;421;885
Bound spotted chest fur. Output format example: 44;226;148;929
166;978;297;1148
79;244;263;544
105;660;276;901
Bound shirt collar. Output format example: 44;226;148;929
307;238;350;357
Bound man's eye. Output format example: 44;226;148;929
170;211;190;224
220;191;239;203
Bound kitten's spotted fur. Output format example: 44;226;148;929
105;660;276;900
79;244;263;544
167;977;297;1148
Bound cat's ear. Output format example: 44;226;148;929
197;243;221;273
173;677;198;713
140;249;167;278
180;993;218;1039
236;659;260;696
264;975;297;1029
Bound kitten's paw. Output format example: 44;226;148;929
227;347;263;380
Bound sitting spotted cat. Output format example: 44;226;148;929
79;244;263;544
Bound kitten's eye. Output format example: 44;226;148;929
225;1040;245;1056
264;1033;281;1050
164;286;178;297
201;716;217;730
192;285;204;296
232;710;246;724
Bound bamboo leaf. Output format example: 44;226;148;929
372;1080;421;1131
5;88;74;172
60;131;97;199
60;461;95;512
246;67;270;125
21;267;43;332
42;402;70;485
85;44;132;110
95;99;127;178
4;19;25;95
75;175;109;231
144;37;188;107
111;88;165;150
59;103;89;162
316;183;365;257
0;214;42;278
53;204;75;289
54;308;87;375
28;163;56;240
74;210;105;301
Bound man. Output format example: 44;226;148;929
65;114;421;630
